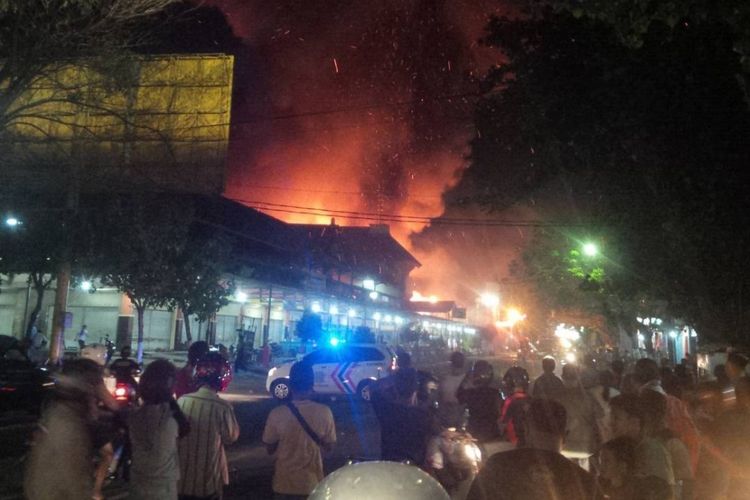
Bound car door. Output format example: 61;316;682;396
305;349;342;394
347;346;387;387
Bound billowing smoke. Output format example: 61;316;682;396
212;0;518;303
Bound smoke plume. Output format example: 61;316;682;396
212;0;518;304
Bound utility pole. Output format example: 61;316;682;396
263;284;273;346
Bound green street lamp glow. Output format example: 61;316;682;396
582;242;598;257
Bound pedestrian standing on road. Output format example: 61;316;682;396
499;366;531;447
28;325;48;366
598;436;639;500
634;358;700;470
609;393;675;486
725;352;749;388
77;324;88;350
457;360;503;442
532;356;564;400
174;340;209;399
558;364;604;469
438;351;467;427
24;358;101;500
129;359;190;500
640;389;694;500
263;361;337;500
373;366;439;465
177;352;240;500
467;398;599;500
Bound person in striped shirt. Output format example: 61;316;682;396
177;353;240;500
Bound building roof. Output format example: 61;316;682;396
406;300;457;314
285;222;421;274
196;195;292;253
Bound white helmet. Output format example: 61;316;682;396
308;461;450;500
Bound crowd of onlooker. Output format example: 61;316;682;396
17;335;750;500
23;341;240;500
463;351;750;499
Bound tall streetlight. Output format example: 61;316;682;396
480;293;500;323
480;293;500;308
582;242;598;257
506;307;526;326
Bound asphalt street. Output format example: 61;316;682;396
0;353;522;499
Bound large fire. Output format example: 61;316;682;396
213;0;518;306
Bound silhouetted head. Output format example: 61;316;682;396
187;340;209;365
139;359;176;404
393;367;419;403
726;352;749;380
471;360;494;386
542;356;556;374
450;351;466;370
290;361;315;395
396;351;412;370
526;398;567;452
634;358;660;385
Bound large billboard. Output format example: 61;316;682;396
0;54;233;194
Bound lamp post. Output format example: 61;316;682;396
5;216;20;227
582;242;598;257
480;293;500;323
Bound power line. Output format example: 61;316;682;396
230;91;479;124
236;183;445;200
228;197;593;227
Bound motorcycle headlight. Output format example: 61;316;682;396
463;443;482;463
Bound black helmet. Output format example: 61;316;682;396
502;366;530;393
471;360;494;386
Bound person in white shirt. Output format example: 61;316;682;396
177;353;239;500
77;324;88;350
263;361;337;500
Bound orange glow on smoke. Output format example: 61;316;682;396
410;291;440;303
218;0;520;306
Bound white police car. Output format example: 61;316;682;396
266;343;396;401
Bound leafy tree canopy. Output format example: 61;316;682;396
463;5;750;343
524;0;750;68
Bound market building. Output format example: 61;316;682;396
0;196;478;353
